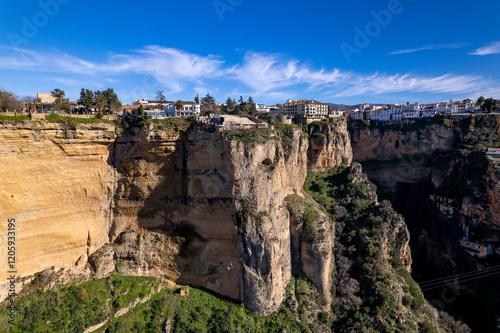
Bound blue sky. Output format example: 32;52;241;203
0;0;499;105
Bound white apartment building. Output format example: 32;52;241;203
165;102;201;117
436;102;457;114
134;98;172;109
390;103;420;114
371;109;393;121
454;100;475;113
350;110;363;120
256;104;270;113
283;100;329;120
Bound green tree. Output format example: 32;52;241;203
236;96;246;114
175;100;184;113
201;92;216;114
223;97;235;114
79;89;94;112
195;93;200;104
476;96;485;107
102;88;121;112
155;90;166;110
93;90;107;115
138;104;145;116
482;98;498;113
51;88;70;112
247;96;257;115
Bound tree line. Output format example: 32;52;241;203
78;88;121;115
0;87;122;115
476;96;499;113
194;92;259;116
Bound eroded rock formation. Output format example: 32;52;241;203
0;121;115;287
349;119;461;162
0;119;351;315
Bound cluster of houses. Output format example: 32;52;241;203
26;92;482;124
137;98;330;124
343;100;476;121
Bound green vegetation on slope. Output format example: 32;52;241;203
0;275;312;333
221;128;277;148
303;162;469;332
45;114;116;125
0;115;30;121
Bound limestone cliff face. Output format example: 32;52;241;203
307;118;353;171
108;127;310;314
0;121;115;288
0;120;351;315
350;116;500;331
349;120;461;162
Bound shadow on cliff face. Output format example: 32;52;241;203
388;179;500;333
357;117;500;332
105;122;244;302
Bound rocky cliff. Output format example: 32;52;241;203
350;115;500;332
0;121;116;286
307;118;353;172
0;116;471;332
0;119;351;315
349;118;462;162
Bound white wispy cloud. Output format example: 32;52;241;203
389;43;469;55
230;52;350;93
0;45;497;100
331;73;484;98
0;45;225;93
469;41;500;55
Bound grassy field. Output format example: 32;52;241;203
0;274;312;333
45;114;115;125
0;115;30;121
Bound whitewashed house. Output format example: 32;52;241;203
455;100;475;113
165;102;201;117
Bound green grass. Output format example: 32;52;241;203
0;275;158;333
45;114;115;125
302;204;320;233
147;117;193;134
0;115;30;121
222;128;277;148
273;121;301;132
0;275;308;333
310;132;327;139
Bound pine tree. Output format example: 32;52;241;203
79;88;94;112
247;96;257;115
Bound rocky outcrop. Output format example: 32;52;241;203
0;121;115;291
349;119;461;162
350;115;500;332
285;194;334;301
307;118;353;171
0;119;350;315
